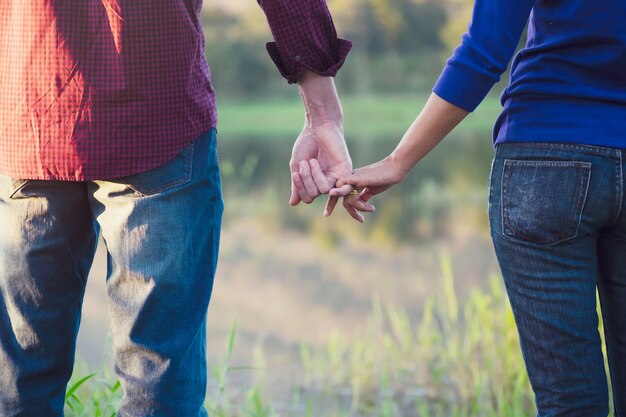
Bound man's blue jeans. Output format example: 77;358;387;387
489;142;626;417
0;129;223;417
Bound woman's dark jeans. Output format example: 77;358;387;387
490;142;626;417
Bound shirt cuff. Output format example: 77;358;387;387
432;62;498;112
266;38;352;84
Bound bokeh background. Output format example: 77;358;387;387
69;1;554;416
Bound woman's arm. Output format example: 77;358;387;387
327;0;538;221
326;93;468;221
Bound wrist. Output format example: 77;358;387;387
298;71;343;126
388;151;412;180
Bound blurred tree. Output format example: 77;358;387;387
328;0;445;55
202;6;290;98
440;0;474;55
203;0;450;96
439;0;528;93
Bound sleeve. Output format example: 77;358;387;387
433;0;537;112
257;0;352;84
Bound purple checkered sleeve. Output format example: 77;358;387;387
258;0;352;83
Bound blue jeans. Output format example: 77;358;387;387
489;142;626;417
0;129;223;417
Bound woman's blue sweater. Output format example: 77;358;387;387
433;0;626;148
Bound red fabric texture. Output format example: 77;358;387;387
0;1;350;180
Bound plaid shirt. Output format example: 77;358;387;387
0;1;351;181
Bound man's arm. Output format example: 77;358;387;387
257;0;353;205
289;70;351;205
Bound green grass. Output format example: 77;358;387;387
217;93;502;140
66;253;618;417
295;254;536;417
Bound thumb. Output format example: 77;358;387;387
336;173;354;187
336;172;365;188
289;187;301;206
330;173;362;197
328;183;353;197
289;172;302;206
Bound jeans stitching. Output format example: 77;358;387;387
499;142;620;157
8;179;31;199
120;143;194;196
572;163;592;239
608;151;624;227
499;153;505;238
487;151;497;233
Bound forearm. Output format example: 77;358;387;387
390;93;469;174
298;70;343;127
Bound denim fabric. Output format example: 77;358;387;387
489;142;626;417
0;129;223;417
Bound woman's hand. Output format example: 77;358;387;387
324;154;409;222
323;93;470;222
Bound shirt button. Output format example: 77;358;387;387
294;55;302;62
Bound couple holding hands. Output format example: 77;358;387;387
0;0;624;416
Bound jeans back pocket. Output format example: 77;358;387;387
0;176;31;199
502;159;591;245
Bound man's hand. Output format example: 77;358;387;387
291;70;352;206
290;121;352;205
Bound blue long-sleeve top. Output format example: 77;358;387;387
433;0;626;148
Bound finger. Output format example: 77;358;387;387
358;188;375;203
309;159;332;194
289;181;301;206
344;193;376;213
342;199;365;223
292;172;313;204
329;183;354;197
356;198;376;212
358;187;386;204
299;161;321;198
289;161;301;206
290;160;300;175
336;173;362;189
329;185;375;211
324;195;340;217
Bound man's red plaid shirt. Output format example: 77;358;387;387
0;1;351;180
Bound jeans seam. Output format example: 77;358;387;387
608;151;623;227
573;163;592;239
500;154;505;240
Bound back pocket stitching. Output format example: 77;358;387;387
502;159;591;245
